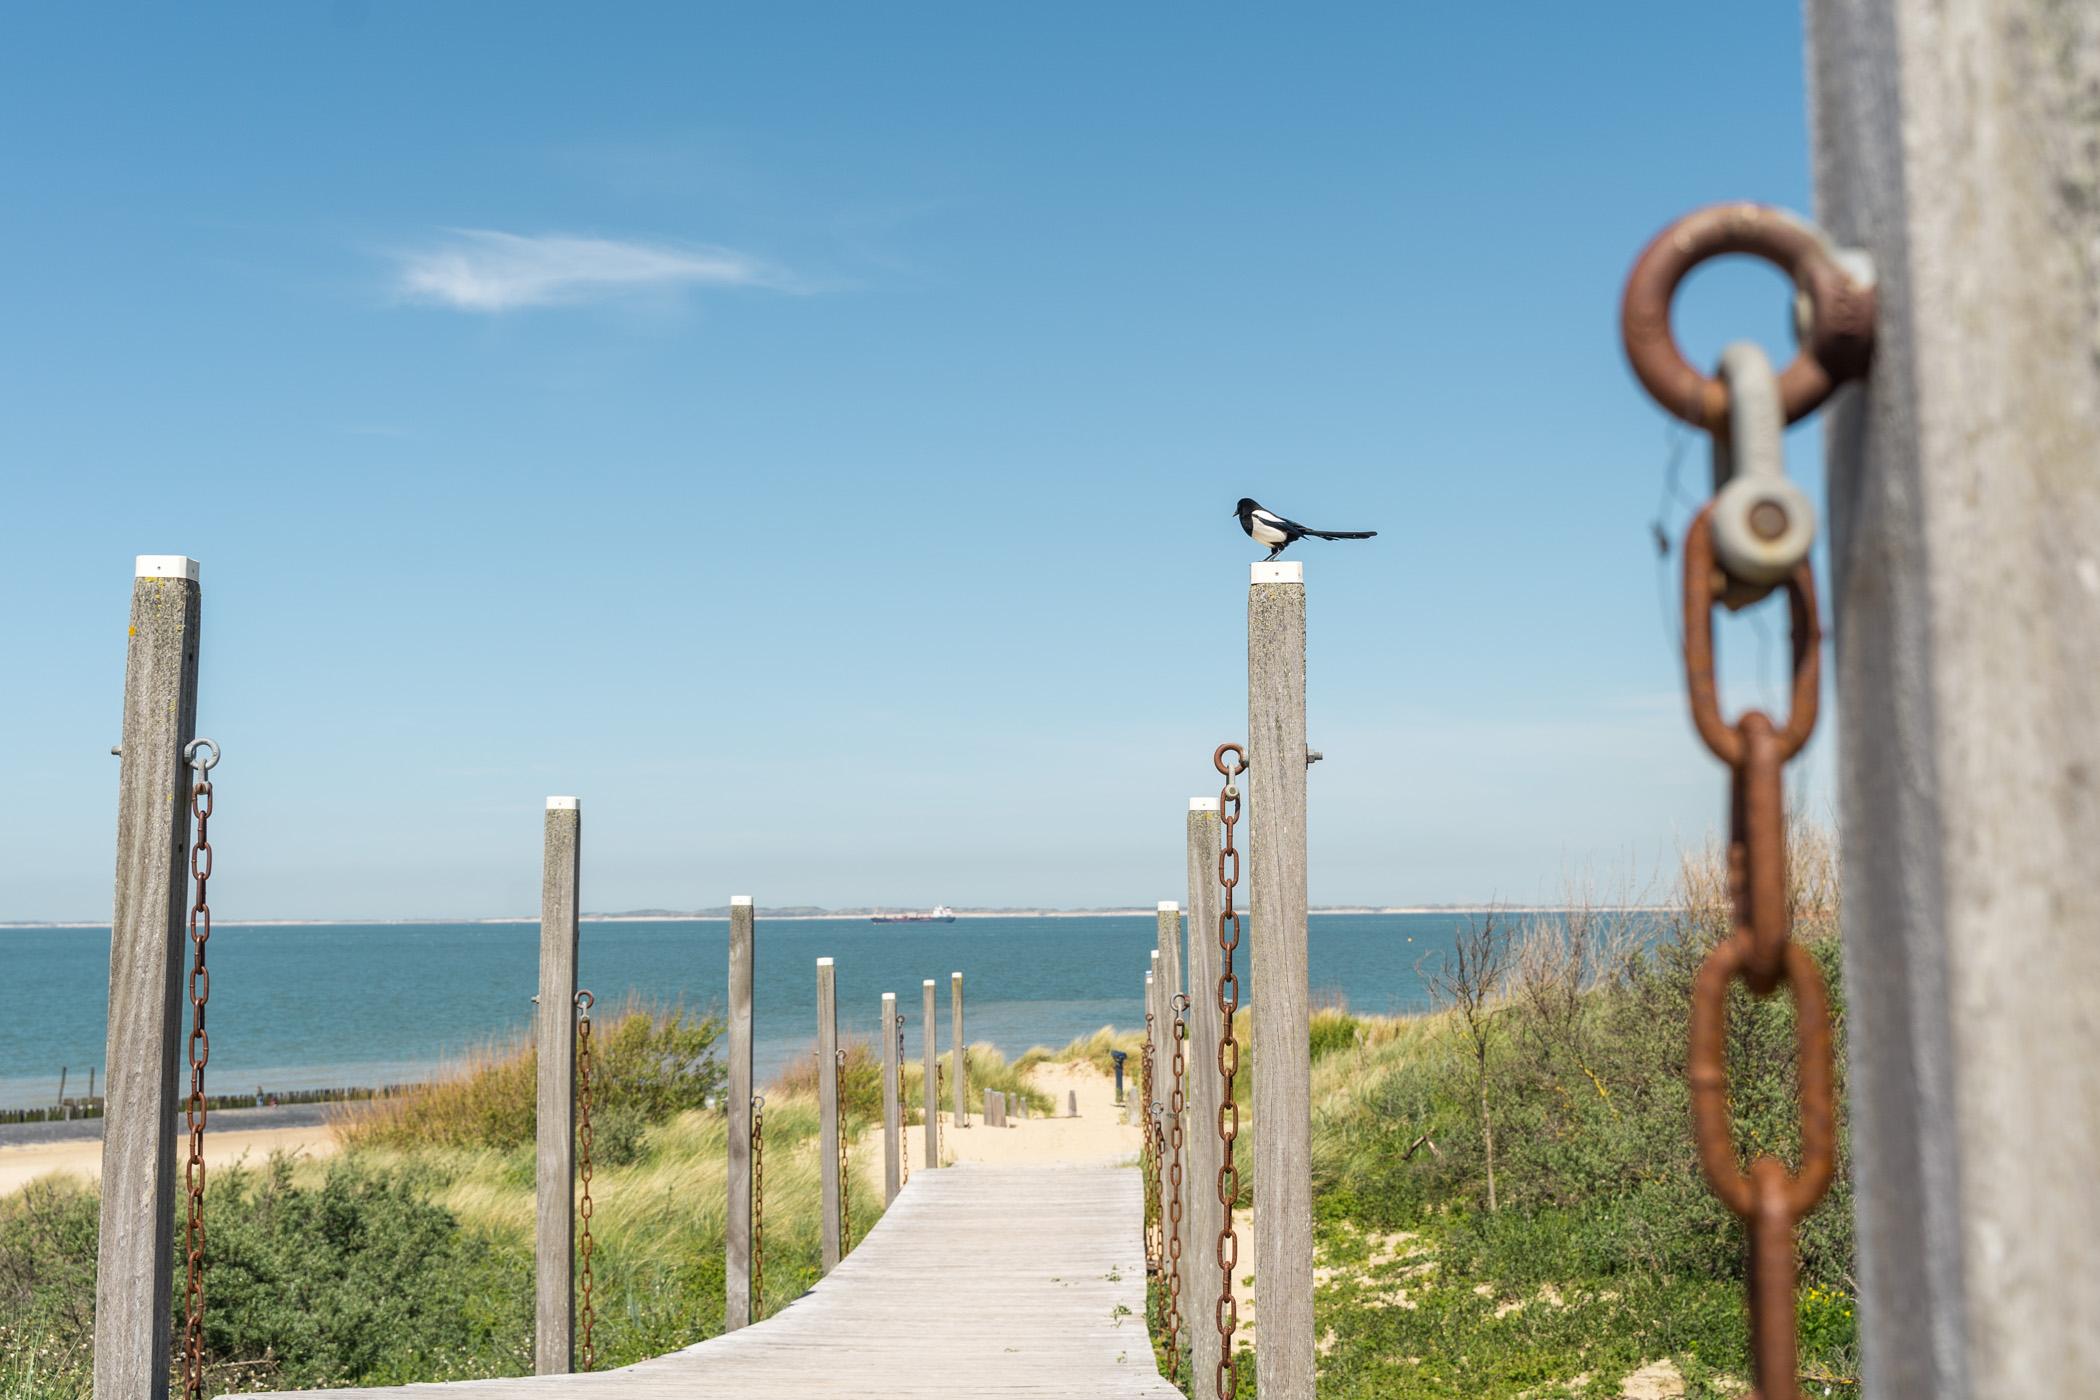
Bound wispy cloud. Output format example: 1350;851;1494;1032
394;229;794;312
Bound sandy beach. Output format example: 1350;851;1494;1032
0;1120;340;1198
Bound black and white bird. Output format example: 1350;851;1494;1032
1235;498;1377;561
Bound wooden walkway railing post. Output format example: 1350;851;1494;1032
1806;8;2100;1390
533;797;582;1374
1184;796;1224;1392
1154;901;1183;1282
817;957;841;1273
921;979;939;1166
94;555;202;1400
1250;559;1313;1400
950;971;967;1128
725;896;755;1330
881;990;901;1204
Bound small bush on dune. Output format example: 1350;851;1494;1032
336;1004;724;1155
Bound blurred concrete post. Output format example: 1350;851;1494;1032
533;797;581;1375
881;991;901;1204
1185;795;1224;1392
94;556;201;1400
1807;6;2100;1395
1250;559;1312;1400
950;971;967;1127
921;980;939;1166
817;958;841;1274
725;896;755;1330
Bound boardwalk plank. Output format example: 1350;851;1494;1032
253;1163;1182;1400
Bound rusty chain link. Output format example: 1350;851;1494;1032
750;1092;766;1318
1140;1011;1159;1274
575;990;597;1371
1165;991;1190;1387
1624;206;1871;1400
1212;742;1245;1400
836;1048;852;1254
180;737;219;1400
895;1012;910;1189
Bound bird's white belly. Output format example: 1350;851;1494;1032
1250;518;1287;545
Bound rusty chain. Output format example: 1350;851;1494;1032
750;1092;766;1318
1212;741;1246;1400
575;990;597;1371
1140;1012;1159;1274
1623;205;1872;1400
936;1061;945;1164
1165;991;1190;1387
180;737;219;1400
895;1012;909;1189
836;1047;852;1254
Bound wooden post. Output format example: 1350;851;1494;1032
1068;1089;1078;1117
1150;951;1167;1161
881;991;901;1204
1806;8;2100;1393
533;796;581;1376
94;555;201;1400
1185;795;1224;1392
725;896;755;1330
921;979;939;1167
817;958;841;1274
1250;558;1312;1400
950;971;967;1127
987;1090;1002;1127
1144;965;1158;1147
1156;901;1183;1279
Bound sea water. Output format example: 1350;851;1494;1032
0;913;1494;1110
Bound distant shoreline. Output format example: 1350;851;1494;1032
1;905;1669;930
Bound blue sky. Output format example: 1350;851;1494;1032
1;5;1836;920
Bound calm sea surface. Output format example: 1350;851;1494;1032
0;913;1478;1110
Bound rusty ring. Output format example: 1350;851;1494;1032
1213;742;1245;778
1685;937;1837;1222
1682;508;1821;765
1621;203;1876;432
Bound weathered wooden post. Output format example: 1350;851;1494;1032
1144;965;1157;1140
1250;558;1312;1400
95;555;201;1400
950;971;967;1127
1806;8;2100;1393
1185;794;1224;1392
987;1090;1003;1127
1068;1089;1078;1117
881;991;901;1204
1148;950;1165;1166
533;796;582;1375
1156;900;1183;1269
817;957;841;1274
921;979;939;1167
725;895;755;1330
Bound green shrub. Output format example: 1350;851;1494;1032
337;1004;724;1153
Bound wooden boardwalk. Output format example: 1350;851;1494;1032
260;1162;1183;1399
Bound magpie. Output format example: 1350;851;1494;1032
1235;498;1377;561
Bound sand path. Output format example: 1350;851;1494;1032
0;1122;339;1198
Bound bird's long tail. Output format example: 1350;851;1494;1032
1304;528;1377;540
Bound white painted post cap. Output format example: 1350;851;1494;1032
951;971;963;979
1190;797;1220;811
1251;560;1304;584
817;957;835;967
1146;970;1155;984
136;555;200;580
546;796;579;810
882;991;896;1002
923;978;936;987
1150;949;1160;963
730;895;753;907
1157;900;1180;912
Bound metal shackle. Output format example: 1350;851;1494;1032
1709;342;1815;587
